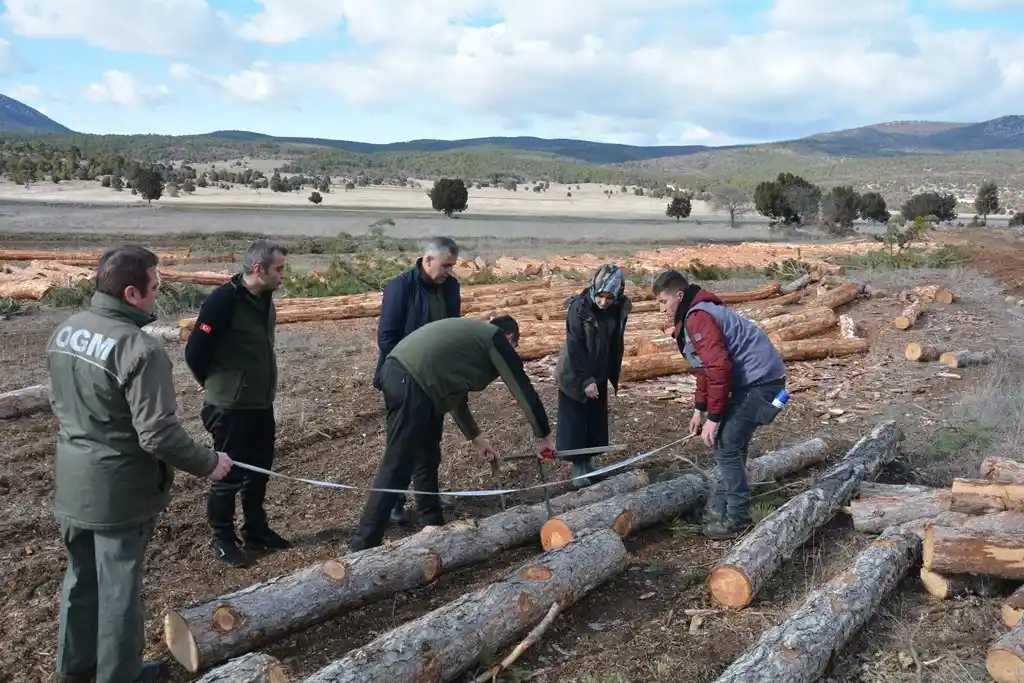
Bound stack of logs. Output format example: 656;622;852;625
844;457;1024;683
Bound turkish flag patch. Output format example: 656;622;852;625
199;323;212;334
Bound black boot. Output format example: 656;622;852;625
211;535;247;567
208;488;246;566
390;502;410;525
133;661;163;683
240;477;291;550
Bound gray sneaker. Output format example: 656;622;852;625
570;461;593;489
702;518;752;540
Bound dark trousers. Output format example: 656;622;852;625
707;380;786;525
555;382;609;460
349;358;444;551
201;404;276;541
56;517;154;683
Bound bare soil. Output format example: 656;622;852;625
1;227;1022;683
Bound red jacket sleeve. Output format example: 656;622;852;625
685;310;732;421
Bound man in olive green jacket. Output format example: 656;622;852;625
348;315;555;551
46;245;232;683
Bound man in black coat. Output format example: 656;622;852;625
372;236;461;524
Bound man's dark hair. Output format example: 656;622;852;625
652;269;690;296
489;315;520;342
243;240;288;274
96;245;159;299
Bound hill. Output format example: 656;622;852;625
0;95;74;134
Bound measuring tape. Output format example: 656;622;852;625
230;435;694;498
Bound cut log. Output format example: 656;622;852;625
0;248;191;265
988;618;1024;683
905;343;943;362
939;349;993;368
620;352;691;382
300;528;629;683
913;284;955;305
815;281;861;310
839;314;858;339
951;479;1024;503
143;324;181;343
746;437;827;484
1003;585;1024;627
194;653;287;683
163;470;649;672
847;489;1009;534
758;307;834;334
775;337;869;361
711;527;921;683
780;273;811;294
767;311;837;343
0;384;50;419
923;520;1024;579
856;482;931;498
708;420;902;609
159;269;231;286
894;299;925;330
713;283;782;304
982;458;1024;484
920;567;1014;601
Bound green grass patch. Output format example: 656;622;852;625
920;420;996;464
0;297;23;316
835;244;967;270
41;279;212;315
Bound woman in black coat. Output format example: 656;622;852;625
553;264;632;487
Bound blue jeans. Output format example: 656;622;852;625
706;380;786;526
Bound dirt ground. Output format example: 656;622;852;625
2;227;1023;683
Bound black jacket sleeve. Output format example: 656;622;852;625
372;275;411;390
488;330;551;438
564;299;597;391
184;284;236;387
445;277;462;318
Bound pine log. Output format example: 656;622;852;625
847;489;1011;534
758;307;835;334
620;352;691;382
0;384;50;419
988;618;1024;683
714;283;782;304
767;311;837;343
752;290;805;307
816;281;862;310
913;284;955;305
159;269;232;286
919;567;1014;601
540;474;705;550
894;299;925;330
856;482;931;498
905;343;943;362
711;527;921;683
1003;585;1024;627
939;350;993;368
923;520;1024;579
143;324;181;343
194;653;287;683
775;337;869;361
0;248;191;265
839;314;858;339
982;458;1024;484
300;528;629;683
951;479;1024;503
780;273;811;294
708;420;902;609
163;471;649;672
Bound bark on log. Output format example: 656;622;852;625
988;618;1024;683
923;519;1024;579
951;479;1024;503
540;473;706;550
839;314;858;339
913;285;955;305
767;311;837;343
142;324;181;343
919;567;1014;601
856;482;931;498
1003;585;1024;627
159;269;232;286
758;307;835;334
620;352;691;382
0;249;191;265
847;490;1009;534
163;471;649;672
905;343;943;362
713;283;782;304
299;528;629;683
780;273;811;294
194;653;288;683
894;299;925;330
816;282;862;310
939;350;993;368
0;384;50;419
775;338;870;361
982;458;1024;484
711;527;921;683
708;421;902;609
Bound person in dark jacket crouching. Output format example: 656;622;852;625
371;236;462;525
554;264;632;487
653;269;787;539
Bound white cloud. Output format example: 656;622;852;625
84;71;172;107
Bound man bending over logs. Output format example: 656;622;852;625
653;269;787;539
372;236;462;526
348;315;556;551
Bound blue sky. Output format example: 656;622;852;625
0;0;1021;146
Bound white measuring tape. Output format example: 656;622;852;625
230;435;694;498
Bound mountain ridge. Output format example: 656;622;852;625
0;95;74;134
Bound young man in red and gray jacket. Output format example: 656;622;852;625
653;269;787;539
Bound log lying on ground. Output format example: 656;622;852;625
815;281;862;310
905;343;943;362
713;283;782;304
0;384;50;419
918;567;1014;600
847;489;1009;534
708;420;902;609
939;349;993;368
767;311;837;343
620;352;691;382
758;307;835;334
856;482;931;498
923;517;1024;579
775;337;869;361
988;618;1024;683
712;527;921;683
982;458;1024;484
780;273;811;294
143;324;182;343
194;653;287;683
159;269;232;286
951;478;1024;502
913;284;955;305
839;314;858;339
163;470;649;673
300;528;629;683
894;299;925;330
0;248;191;265
1003;585;1024;627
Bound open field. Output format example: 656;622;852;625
3;220;1024;683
